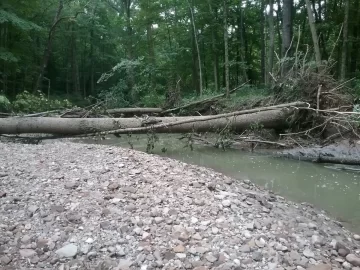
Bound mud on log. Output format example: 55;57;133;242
0;109;294;135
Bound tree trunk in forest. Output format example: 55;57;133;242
241;4;253;82
207;0;219;92
90;32;95;95
2;23;8;94
305;0;322;70
191;25;200;95
33;0;64;92
260;0;266;84
349;0;359;75
281;0;293;76
71;23;81;95
267;0;275;85
340;0;349;80
276;0;283;57
146;0;155;67
123;0;135;100
0;109;295;135
188;0;203;96
237;3;248;82
223;0;230;97
89;4;97;96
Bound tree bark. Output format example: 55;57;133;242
89;3;97;96
223;0;230;97
349;0;360;75
188;0;203;96
276;0;283;57
126;0;135;100
237;1;248;82
0;109;295;135
207;0;220;92
260;0;266;84
281;0;293;76
33;0;64;92
305;0;322;69
267;0;275;85
340;0;349;80
71;22;81;95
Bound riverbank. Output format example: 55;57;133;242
0;142;360;270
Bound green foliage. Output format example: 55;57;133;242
98;58;166;107
12;91;72;113
146;131;159;153
139;89;165;107
99;80;131;109
249;122;265;132
351;104;360;127
1;0;359;108
0;95;11;112
0;9;41;31
0;48;18;63
353;79;360;97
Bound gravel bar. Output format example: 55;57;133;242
0;141;360;270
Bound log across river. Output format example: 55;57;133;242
0;109;293;135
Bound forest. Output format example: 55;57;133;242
1;0;359;113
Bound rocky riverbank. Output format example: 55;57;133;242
0;142;360;270
278;139;360;166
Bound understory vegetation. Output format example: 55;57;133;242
1;0;360;149
1;0;359;112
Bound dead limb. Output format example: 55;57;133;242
243;139;287;147
161;82;248;115
316;84;322;114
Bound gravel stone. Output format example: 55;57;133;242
55;244;78;258
346;254;360;267
1;255;12;265
303;249;315;258
253;251;263;261
0;141;359;269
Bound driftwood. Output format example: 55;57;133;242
161;82;248;115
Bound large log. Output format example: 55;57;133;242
106;108;163;116
0;109;293;135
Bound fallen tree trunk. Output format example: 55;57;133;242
106;107;163;116
0;109;293;135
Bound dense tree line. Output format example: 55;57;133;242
1;0;359;107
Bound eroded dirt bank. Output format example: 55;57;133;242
0;142;360;270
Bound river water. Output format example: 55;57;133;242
79;134;360;232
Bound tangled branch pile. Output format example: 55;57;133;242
270;55;358;142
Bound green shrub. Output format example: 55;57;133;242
12;91;72;113
0;95;11;112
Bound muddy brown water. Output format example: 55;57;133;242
77;134;360;233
